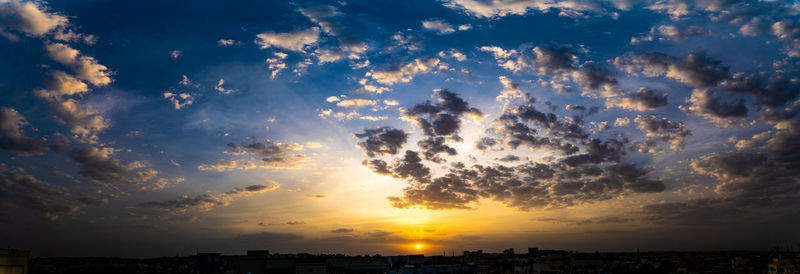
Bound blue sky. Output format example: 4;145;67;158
1;0;800;257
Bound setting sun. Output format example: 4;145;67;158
415;244;423;250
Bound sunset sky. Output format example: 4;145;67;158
1;0;800;257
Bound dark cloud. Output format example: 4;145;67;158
417;137;457;162
200;138;306;171
48;132;70;152
642;119;800;225
680;89;748;127
633;115;692;152
534;216;635;225
720;72;800;108
331;228;355;233
70;147;129;184
486;95;586;154
564;104;599;117
299;5;341;35
226;138;304;164
0;164;104;221
496;155;520;162
531;46;577;75
632;25;711;44
364;90;665;210
139;183;278;213
0;107;45;154
614;51;729;88
399;89;483;160
606;88;669;111
571;61;619;93
355;127;408;157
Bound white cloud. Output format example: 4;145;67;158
266;52;288;79
217;39;237;46
422;19;455;35
444;0;608;18
438;48;467;61
367;57;440;85
496;76;523;100
45;42;78;64
299;5;341;35
255;27;320;52
170;50;182;59
34;71;88;98
45;43;113;87
326;96;340;103
163;92;193;110
214;79;236;94
0;0;67;38
336;98;376;108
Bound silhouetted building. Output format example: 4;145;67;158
0;249;29;274
196;253;224;274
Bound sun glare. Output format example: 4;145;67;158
415;244;423;249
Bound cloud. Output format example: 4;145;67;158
162;92;193;110
437;48;467;62
266;52;288;79
199;138;305;171
532;46;577;75
402;89;484;137
255;27;320;52
443;0;612;18
331;228;355;233
614;51;729;88
631;25;711;44
772;20;800;56
336;98;376;108
360;90;664;210
605;88;669;111
482;45;620;96
69;146;129;184
217;39;237;46
139;182;279;213
0;164;105;221
34;71;88;98
614;117;631;126
679;89;748;127
367;57;439;85
633;115;692;152
44;43;113;86
534;216;635;225
299;5;341;35
0;0;67;38
0;107;44;154
496;76;523;101
719;72;800;109
648;120;800;224
422;19;455;35
214;79;236;94
355;127;408;157
170;50;182;59
38;97;110;143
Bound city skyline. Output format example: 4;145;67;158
1;0;799;258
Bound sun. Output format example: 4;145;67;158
415;244;423;249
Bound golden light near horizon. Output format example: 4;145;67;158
415;244;423;249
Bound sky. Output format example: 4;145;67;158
1;0;800;257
